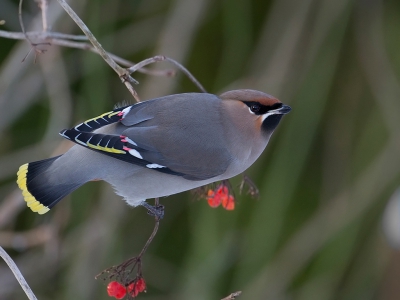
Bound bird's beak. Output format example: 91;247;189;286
277;104;291;114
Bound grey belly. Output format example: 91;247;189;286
64;145;252;207
103;167;228;206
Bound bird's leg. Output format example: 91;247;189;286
239;174;259;198
140;199;165;220
95;198;162;288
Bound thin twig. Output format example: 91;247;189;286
55;0;140;101
127;55;167;73
165;57;207;93
18;0;27;38
18;0;48;62
95;198;161;285
127;55;207;93
0;246;38;300
221;291;242;300
108;53;175;77
55;0;124;75
42;0;48;31
0;30;175;76
127;55;206;92
35;0;48;31
122;81;140;103
138;199;161;258
18;0;32;62
0;29;207;90
0;29;88;41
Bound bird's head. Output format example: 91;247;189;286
219;89;291;136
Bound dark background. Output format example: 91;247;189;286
1;0;400;299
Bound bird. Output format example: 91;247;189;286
16;89;291;216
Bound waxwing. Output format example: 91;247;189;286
17;89;291;215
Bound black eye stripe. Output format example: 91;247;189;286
242;101;282;115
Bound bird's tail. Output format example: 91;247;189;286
17;156;83;214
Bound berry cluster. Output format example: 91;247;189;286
207;183;235;210
107;278;146;299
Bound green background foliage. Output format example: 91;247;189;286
1;0;400;299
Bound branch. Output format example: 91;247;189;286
35;0;48;31
128;56;206;93
165;57;207;93
221;291;242;300
0;29;88;41
0;30;175;77
0;246;38;300
96;198;162;285
18;0;27;37
55;0;126;76
0;28;207;93
55;0;140;101
19;0;49;62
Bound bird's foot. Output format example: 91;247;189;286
140;201;165;220
239;174;259;198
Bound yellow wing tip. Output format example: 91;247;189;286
16;163;50;214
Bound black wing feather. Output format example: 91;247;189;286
59;129;186;177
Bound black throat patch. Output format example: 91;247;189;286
262;114;283;133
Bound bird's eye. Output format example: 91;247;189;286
250;104;261;113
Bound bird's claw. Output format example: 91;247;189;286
141;202;165;220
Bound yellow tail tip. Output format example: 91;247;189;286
16;163;50;214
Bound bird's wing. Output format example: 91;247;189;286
60;93;232;180
59;129;187;177
72;101;154;133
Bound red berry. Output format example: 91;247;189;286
128;278;146;297
107;281;126;299
127;283;139;298
222;195;235;210
136;278;146;292
216;185;229;197
207;189;221;208
207;195;221;208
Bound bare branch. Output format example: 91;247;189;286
165;57;206;93
96;198;162;286
127;55;167;73
55;0;122;74
35;0;48;31
127;55;207;93
108;53;175;77
18;0;48;62
122;80;140;102
221;291;242;300
0;29;88;41
55;0;140;101
1;29;204;94
138;198;161;258
0;30;175;77
18;0;27;37
0;246;38;300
